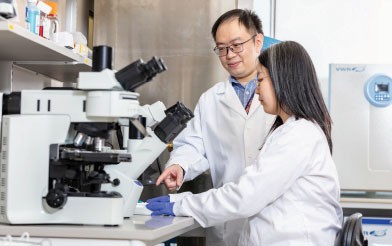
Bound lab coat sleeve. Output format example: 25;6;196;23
173;124;323;227
166;97;210;183
169;192;193;202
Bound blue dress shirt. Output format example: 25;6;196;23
230;76;257;109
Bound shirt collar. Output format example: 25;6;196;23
230;75;258;87
284;115;296;124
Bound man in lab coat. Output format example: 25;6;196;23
156;9;274;246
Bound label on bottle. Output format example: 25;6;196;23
27;9;39;35
35;15;40;35
43;18;50;39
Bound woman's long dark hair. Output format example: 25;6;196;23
259;41;333;153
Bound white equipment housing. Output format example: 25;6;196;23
329;64;392;191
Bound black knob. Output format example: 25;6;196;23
112;178;120;186
46;189;67;209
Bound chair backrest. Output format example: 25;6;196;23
335;213;368;246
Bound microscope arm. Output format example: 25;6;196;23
102;101;193;217
127;128;167;180
128;100;194;180
125;101;167;180
138;101;166;128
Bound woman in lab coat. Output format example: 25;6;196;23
147;41;343;246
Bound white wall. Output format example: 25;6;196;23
253;0;272;36
254;0;392;99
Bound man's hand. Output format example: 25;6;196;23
155;164;184;192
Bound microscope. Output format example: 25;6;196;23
0;46;193;225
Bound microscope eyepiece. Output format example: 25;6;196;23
92;45;113;72
115;56;167;91
154;101;194;144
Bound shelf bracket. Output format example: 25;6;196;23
0;61;13;93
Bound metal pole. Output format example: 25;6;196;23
270;0;276;38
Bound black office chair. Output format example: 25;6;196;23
335;213;368;246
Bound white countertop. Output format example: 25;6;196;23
0;215;201;246
341;197;392;209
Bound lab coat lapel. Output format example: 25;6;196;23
247;93;261;117
218;80;247;119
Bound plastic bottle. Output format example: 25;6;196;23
48;14;59;42
26;0;40;35
36;1;52;39
43;1;59;42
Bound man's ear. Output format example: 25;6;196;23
255;33;264;53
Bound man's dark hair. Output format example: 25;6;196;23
211;9;263;41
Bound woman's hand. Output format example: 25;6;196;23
146;196;175;216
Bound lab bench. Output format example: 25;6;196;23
0;215;202;246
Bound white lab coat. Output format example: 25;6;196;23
171;117;343;246
166;79;274;246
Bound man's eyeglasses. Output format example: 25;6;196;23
213;34;257;57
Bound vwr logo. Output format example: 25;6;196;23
364;229;388;237
335;66;366;72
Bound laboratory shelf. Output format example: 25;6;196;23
0;20;91;82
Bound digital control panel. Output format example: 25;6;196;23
364;74;392;107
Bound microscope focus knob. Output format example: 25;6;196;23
46;189;68;209
112;178;120;186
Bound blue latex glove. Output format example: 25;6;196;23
146;202;175;216
146;195;170;203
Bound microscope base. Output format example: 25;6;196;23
1;196;123;225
